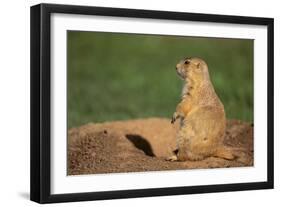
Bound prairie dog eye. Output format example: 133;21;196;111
184;60;190;64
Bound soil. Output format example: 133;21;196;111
67;118;253;175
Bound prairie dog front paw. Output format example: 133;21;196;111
171;112;179;124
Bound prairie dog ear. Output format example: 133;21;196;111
196;62;201;68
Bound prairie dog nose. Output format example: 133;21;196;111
176;63;181;69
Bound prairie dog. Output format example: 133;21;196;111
168;57;234;161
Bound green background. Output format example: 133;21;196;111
67;31;253;128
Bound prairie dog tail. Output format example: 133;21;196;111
214;146;252;165
214;146;235;160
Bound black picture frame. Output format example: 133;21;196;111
30;3;274;204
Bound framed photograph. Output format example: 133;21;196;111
30;3;274;203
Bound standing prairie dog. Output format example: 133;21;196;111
168;57;234;161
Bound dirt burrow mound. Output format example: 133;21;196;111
68;118;253;175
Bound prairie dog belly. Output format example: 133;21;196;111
178;106;226;156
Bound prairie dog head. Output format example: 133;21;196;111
175;57;210;82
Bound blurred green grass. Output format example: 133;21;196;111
67;31;253;128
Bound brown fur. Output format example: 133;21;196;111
168;57;235;161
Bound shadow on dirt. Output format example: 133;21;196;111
125;134;155;157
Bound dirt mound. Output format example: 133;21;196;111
68;118;253;175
